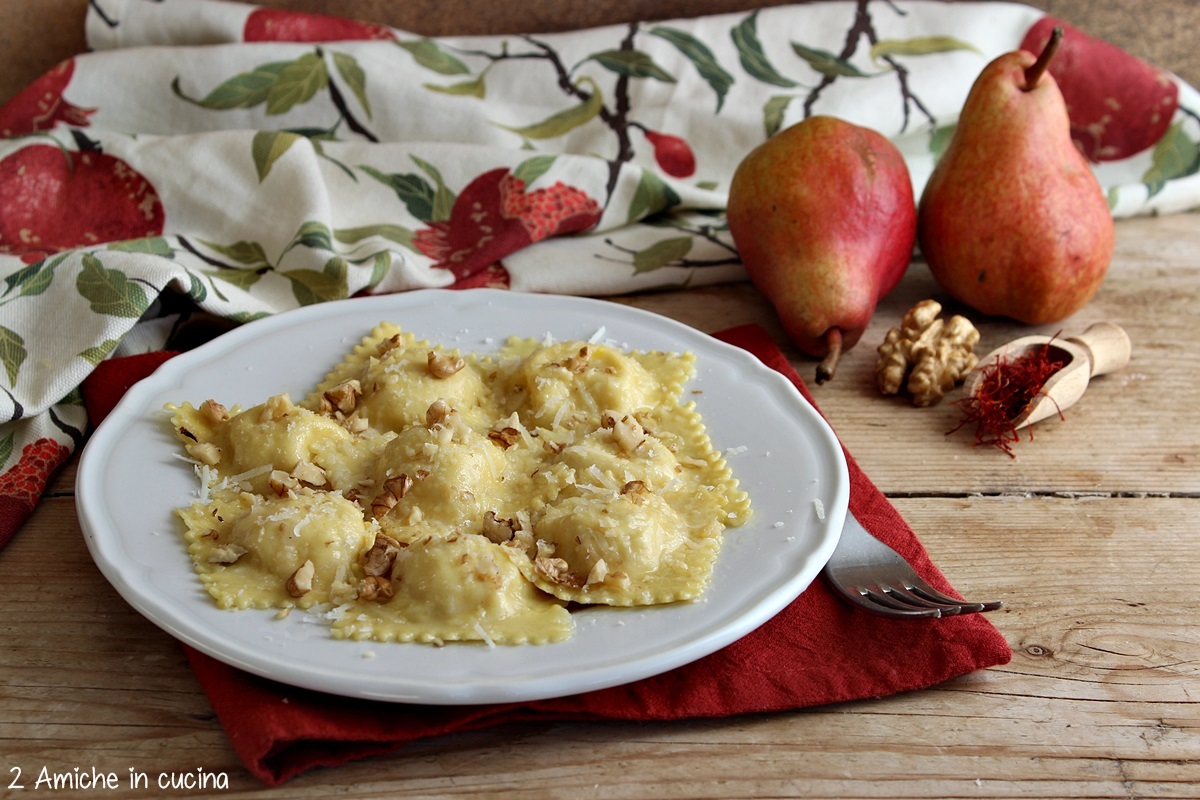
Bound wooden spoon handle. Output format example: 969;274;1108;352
1067;322;1131;377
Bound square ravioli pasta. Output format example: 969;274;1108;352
167;322;751;646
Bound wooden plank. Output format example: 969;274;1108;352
4;492;1196;798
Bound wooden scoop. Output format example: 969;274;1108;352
963;322;1132;431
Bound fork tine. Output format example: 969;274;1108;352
906;575;1004;613
861;595;943;618
883;583;972;614
864;585;948;616
826;578;942;618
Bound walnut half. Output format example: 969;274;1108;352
876;300;979;407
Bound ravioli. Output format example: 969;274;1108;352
498;339;668;429
178;489;374;610
167;321;750;646
369;421;507;539
332;533;573;645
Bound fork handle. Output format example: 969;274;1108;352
832;512;907;568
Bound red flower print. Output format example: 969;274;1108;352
413;168;601;283
0;437;71;549
243;8;396;42
0;143;165;259
448;263;511;290
0;60;96;138
1020;18;1179;162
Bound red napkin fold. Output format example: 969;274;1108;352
80;323;1011;786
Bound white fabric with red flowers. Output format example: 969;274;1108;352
1;0;1198;540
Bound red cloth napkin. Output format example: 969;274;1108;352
80;323;1011;786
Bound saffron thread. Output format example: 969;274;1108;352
950;340;1067;457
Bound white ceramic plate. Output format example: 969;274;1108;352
77;289;848;705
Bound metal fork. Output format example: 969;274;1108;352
823;512;1004;619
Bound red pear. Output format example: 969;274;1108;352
726;116;916;383
918;28;1114;325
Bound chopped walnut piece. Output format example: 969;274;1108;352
322;379;362;415
481;511;517;544
291;460;328;487
207;544;248;564
371;473;413;519
358;575;394;602
425;399;452;427
186;441;221;466
423;400;473;442
585;558;609;586
377;333;403;356
200;399;228;424
286;560;315;597
536;556;584;588
362;533;404;578
504;526;536;556
262;394;292;422
876;300;980;407
621;480;649;504
609;414;646;455
269;469;298;497
426;350;466;379
563;346;590;374
488;427;520;449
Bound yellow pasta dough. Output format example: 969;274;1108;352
167;321;750;646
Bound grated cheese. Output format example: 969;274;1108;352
472;621;497;649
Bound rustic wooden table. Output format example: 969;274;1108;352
3;212;1197;798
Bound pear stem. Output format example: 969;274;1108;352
1024;25;1063;91
815;328;843;385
